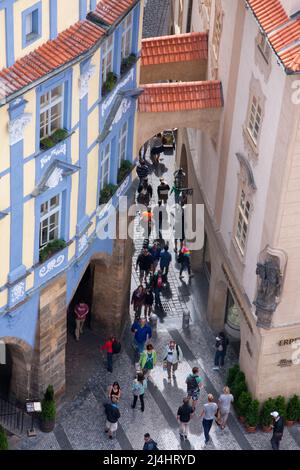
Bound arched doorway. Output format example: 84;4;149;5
0;338;31;402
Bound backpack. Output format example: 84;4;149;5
157;275;163;289
186;375;198;393
112;341;121;354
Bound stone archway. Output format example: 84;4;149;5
0;337;32;402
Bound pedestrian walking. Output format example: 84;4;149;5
178;244;193;279
270;411;285;450
159;245;172;283
200;394;218;445
107;382;121;403
137;178;153;207
131;372;147;412
213;332;229;370
186;367;204;410
174;204;185;253
150;241;161;271
152;269;163;309
177;397;194;440
144;285;154;321
104;396;120;439
101;336;116;373
143;433;159;450
216;386;234;429
163;340;183;382
157;178;170;204
74;302;89;341
131;318;152;356
150;133;163;164
153;201;168;241
131;285;145;320
136;248;154;284
141;206;153;238
139;343;157;379
136;159;149;181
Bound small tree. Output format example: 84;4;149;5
231;371;248;401
274;396;286;419
41;385;56;423
245;399;260;428
259;398;276;427
236;391;252;418
0;426;8;450
286;395;300;422
226;364;240;388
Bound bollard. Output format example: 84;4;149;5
182;311;190;329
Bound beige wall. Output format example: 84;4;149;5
140;60;207;84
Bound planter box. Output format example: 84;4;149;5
286;420;294;427
262;425;272;433
245;425;257;433
40;419;55;433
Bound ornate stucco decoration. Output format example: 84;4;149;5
254;246;287;329
32;159;80;196
8;113;32;146
79;64;96;99
236;152;257;192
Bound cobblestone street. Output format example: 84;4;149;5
13;150;300;451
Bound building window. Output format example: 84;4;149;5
247;95;262;144
235;189;251;255
40;85;64;141
257;31;271;63
100;142;111;189
102;35;114;83
121;13;133;59
118;121;128;167
22;2;42;48
39;195;61;249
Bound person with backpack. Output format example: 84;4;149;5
101;336;117;373
104;396;120;439
152;269;163;309
136;159;149;182
213;332;229;370
163;340;183;382
143;433;159;451
159;245;172;283
150;241;161;271
144;285;154;321
137;178;153;207
186;367;204;410
177;397;194;440
136;248;154;284
131;285;145;320
139;343;157;379
131;372;147;412
131;318;152;356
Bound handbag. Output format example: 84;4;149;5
163;360;168;370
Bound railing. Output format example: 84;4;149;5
0;395;28;436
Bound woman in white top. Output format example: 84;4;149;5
164;340;183;382
217;386;234;429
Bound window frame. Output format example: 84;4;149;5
100;142;111;190
121;12;133;60
257;31;271;64
118;121;128;168
246;94;262;145
101;35;114;84
22;1;42;49
234;188;251;256
39;194;61;250
39;84;65;141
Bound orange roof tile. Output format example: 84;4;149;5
138;81;223;113
92;0;135;25
246;0;300;73
141;32;208;66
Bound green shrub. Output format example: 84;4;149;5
121;54;136;74
41;385;56;422
231;370;247;401
40;136;54;150
0;426;8;450
117;160;133;184
286;395;300;421
245;399;260;428
274;396;286;419
226;364;240;388
102;72;117;95
51;128;68;144
236;391;252;417
39;239;67;264
259;398;276;427
99;183;118;204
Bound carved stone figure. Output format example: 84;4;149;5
254;259;282;329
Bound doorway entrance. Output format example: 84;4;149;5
67;264;94;337
0;346;12;399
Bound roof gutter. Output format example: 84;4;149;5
0;0;141;108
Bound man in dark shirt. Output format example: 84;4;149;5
143;433;158;450
104;396;120;439
136;248;154;284
270;411;284;450
177;397;194;440
157;178;170;204
136;160;149;182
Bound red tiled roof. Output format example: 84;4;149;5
138;81;223;113
246;0;300;73
141;32;208;66
93;0;135;25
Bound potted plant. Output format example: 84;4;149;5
40;385;56;433
117;160;133;184
99;183;118;204
259;398;275;432
286;395;300;426
231;370;248;402
236;391;252;424
226;364;240;388
273;395;286;421
0;425;8;450
39;239;67;264
120;53;136;75
245;399;260;433
102;72;117;96
51;128;69;144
